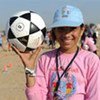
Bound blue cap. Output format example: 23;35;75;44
50;5;84;28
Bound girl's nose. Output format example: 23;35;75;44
62;32;71;39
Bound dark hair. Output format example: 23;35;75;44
50;29;56;41
80;24;84;28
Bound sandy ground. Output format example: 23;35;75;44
0;34;100;100
0;42;52;100
0;50;27;100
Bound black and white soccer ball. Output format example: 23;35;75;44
6;11;46;52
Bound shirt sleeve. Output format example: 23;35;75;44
85;55;100;100
25;57;48;100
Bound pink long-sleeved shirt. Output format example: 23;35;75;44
26;48;100;100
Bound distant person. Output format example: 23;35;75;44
92;29;98;45
13;5;100;100
81;25;97;54
89;23;98;44
82;36;97;54
0;34;2;47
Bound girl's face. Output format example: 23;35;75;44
54;26;85;53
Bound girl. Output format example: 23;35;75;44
13;5;100;100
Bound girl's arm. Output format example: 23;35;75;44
85;55;100;100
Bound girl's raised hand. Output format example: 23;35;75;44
12;45;42;69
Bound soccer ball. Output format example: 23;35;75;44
6;11;46;52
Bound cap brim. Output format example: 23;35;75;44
49;19;83;28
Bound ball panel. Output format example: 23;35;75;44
7;28;16;39
20;12;31;21
41;27;46;37
11;17;30;37
27;31;44;48
10;17;18;26
17;35;29;46
9;38;26;52
31;13;46;30
30;22;40;34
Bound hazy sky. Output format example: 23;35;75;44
0;0;100;31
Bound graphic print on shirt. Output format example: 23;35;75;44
50;70;77;99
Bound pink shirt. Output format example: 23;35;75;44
26;49;100;100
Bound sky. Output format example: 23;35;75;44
0;0;100;31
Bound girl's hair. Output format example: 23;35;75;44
51;24;84;41
50;29;56;41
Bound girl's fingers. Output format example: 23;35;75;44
12;45;42;67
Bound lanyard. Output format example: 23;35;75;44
54;47;79;93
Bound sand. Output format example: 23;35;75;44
0;34;100;100
0;50;27;100
0;42;51;100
